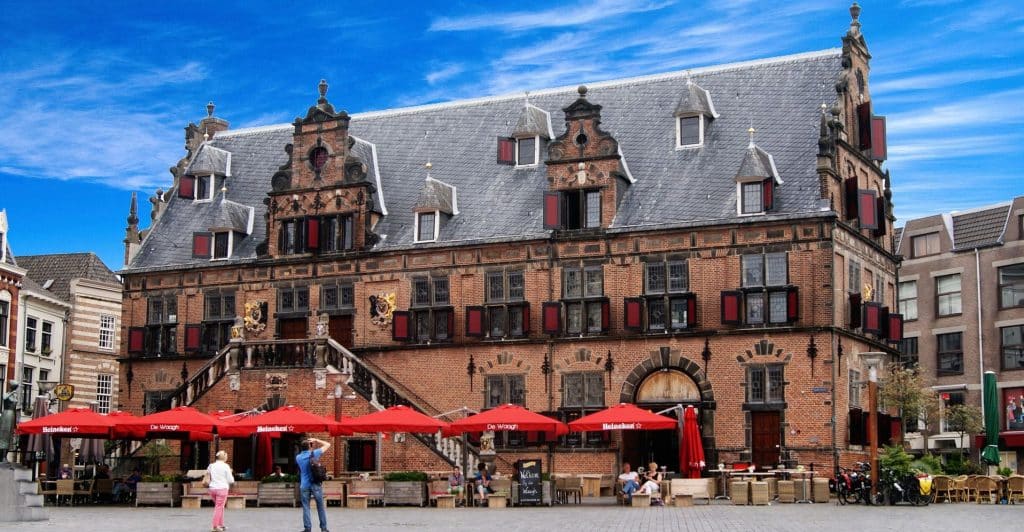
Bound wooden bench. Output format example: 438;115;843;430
428;480;458;507
347;480;385;507
631;493;651;507
672;494;693;507
257;483;297;507
435;494;455;508
226;495;246;509
230;481;259;506
487;493;507;508
322;480;345;506
669;478;712;505
347;495;368;509
181;495;203;509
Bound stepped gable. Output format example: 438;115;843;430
127;49;841;271
17;252;118;301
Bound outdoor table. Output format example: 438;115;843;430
706;469;732;500
580;474;601;497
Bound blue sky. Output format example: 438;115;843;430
1;0;1021;270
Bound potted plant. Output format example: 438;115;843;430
257;473;299;507
136;473;184;507
383;471;428;506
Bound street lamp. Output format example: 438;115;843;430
860;351;885;501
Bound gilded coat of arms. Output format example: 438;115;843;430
369;292;396;328
244;301;268;333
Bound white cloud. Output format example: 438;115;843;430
429;0;672;32
885;88;1024;134
426;64;465;85
871;68;1024;94
886;135;1017;163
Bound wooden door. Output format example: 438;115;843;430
278;318;307;340
751;411;781;469
328;315;353;347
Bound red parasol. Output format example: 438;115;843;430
339;405;448;434
567;403;677;432
218;405;348;438
113;406;222;439
448;404;568;435
680;406;705;478
17;407;115;437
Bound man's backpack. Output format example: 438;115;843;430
310;456;328;484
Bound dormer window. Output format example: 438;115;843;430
516;137;538;167
212;231;232;260
740;180;773;214
676;115;703;148
196;175;215;201
543;189;601;230
416;211;438;243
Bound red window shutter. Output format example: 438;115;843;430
858;190;878;230
786;286;799;323
542;302;561;335
179;176;195;199
520;302;530;335
543;191;561;229
873;196;887;237
857;102;872;150
392;311;411;341
305;217;320;250
887;313;903;343
863;302;882;335
879;306;890;338
192;232;212;258
721;291;741;325
465;306;485;337
685;295;697;328
845;177;859;220
623;298;643;330
762;179;774;212
849;293;862;329
497;137;515;165
601;298;610;332
128;327;146;354
184;324;201;352
447;310;455;339
870;116;887;161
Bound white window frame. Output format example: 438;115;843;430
514;136;540;168
675;114;704;149
898;280;918;321
211;231;233;260
25;316;38;353
98;315;116;350
414;210;439;243
736;180;765;216
195;173;216;202
96;374;112;414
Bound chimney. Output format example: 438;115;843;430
200;101;229;140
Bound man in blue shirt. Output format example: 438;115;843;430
296;437;331;532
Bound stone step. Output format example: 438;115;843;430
20;493;45;508
12;467;33;482
13;506;48;522
17;480;39;495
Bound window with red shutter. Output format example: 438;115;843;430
863;302;882;335
600;299;610;332
786;286;799;323
870;116;887;161
305;217;320;250
127;327;146;354
721;291;742;325
623;298;643;330
849;293;862;329
887;313;904;343
873;196;887;237
179;176;195;199
543;192;561;229
465;306;485;337
392;311;411;341
858;190;878;230
192;232;212;258
542;302;561;335
497;137;515;165
520;302;530;335
845;177;859;221
762;179;774;212
857;102;872;150
686;296;697;328
184;324;201;352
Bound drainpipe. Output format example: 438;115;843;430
975;248;985;416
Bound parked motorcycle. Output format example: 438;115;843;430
832;462;881;505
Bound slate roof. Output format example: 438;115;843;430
186;144;231;176
127;49;843;272
512;104;553;139
736;144;781;182
674;80;719;118
17;253;119;301
414;177;458;215
211;199;253;233
951;203;1011;250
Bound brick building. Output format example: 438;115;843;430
118;5;903;478
895;196;1024;471
1;209;24;410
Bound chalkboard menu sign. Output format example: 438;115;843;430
516;459;542;505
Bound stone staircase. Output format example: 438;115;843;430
0;464;47;521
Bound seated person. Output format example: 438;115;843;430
113;469;142;502
447;467;465;505
637;461;663;504
95;464;111;480
618;462;640;502
268;465;286;478
474;463;492;502
58;464;73;479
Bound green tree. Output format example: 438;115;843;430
879;366;940;448
945;403;983;461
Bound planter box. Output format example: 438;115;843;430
384;481;426;507
136;482;182;507
257;483;297;507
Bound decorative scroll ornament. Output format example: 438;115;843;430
861;282;874;302
244;301;268;333
369;292;396;328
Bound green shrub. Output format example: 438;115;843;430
383;471;428;482
944;454;983;475
911;453;944;475
879;445;913;482
261;473;299;483
997;466;1013;477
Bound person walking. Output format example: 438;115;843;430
207;450;235;532
297;437;330;532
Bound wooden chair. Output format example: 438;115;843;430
962;476;978;502
39;480;57;504
599;474;615;497
1006;476;1024;504
56;479;75;506
74;479;94;505
561;476;582;504
428;480;455;506
93;478;114;503
489;478;512;507
975;476;998;504
952;475;968;502
931;475;955;503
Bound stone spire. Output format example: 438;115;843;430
123;192;142;267
126;191;139;228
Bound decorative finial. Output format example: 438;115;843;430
747;126;756;147
524;90;530;105
577;85;588;97
849;3;862;35
203;131;209;142
127;192;139;226
850;3;861;22
206;101;215;118
820;103;828;114
318;79;328;102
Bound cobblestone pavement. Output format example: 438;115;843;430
3;500;1021;532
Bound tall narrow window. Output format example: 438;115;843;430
677;116;702;147
1001;325;1024;371
741;182;763;214
998;263;1024;309
416;212;437;243
561;189;602;230
562;265;606;335
937;332;963;376
96;374;113;414
21;367;33;412
899;337;919;368
739;253;791;325
212;231;231;259
482;270;528;338
202;291;236;354
849;369;861;409
98;315;115;350
936;274;962;316
898;281;918;320
25;317;38;352
746;364;785;404
409;276;452;342
642;259;692;332
146;296;178;356
278;219;305;255
516;137;537;166
41;321;53;354
0;301;8;347
321;214;355;252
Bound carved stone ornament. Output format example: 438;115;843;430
479;430;496;455
314;368;327;390
228;373;241;392
244;301;268;333
861;282;874;302
369;292;396;328
265;373;288;392
315;313;329;337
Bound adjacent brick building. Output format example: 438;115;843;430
896;196;1024;471
118;5;904;478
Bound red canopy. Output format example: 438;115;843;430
567;403;677;432
448;404;568;435
339;405;448;434
218;405;348;438
680;406;705;478
108;410;146;439
17;407;115;437
113;406;223;438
